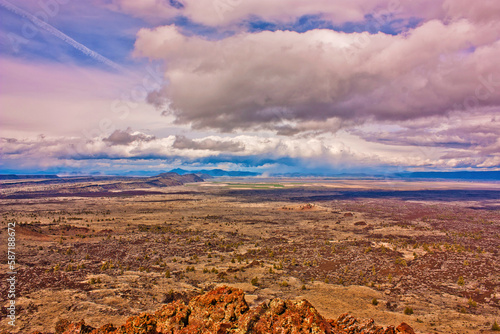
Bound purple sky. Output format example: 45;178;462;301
1;0;499;175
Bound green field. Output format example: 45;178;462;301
224;183;285;189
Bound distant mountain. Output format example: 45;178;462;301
156;172;204;183
0;172;204;199
396;171;500;181
169;168;260;177
0;174;60;180
2;170;497;181
269;171;500;181
271;172;374;178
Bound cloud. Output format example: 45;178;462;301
103;128;155;145
3;120;499;174
443;0;500;23
350;111;500;168
3;1;500;174
133;20;500;134
0;133;381;174
103;0;500;28
356;124;499;149
172;135;244;152
355;111;499;146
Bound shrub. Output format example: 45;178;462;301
251;277;259;286
404;307;414;315
280;281;289;287
468;298;477;307
273;262;283;270
492;321;500;331
395;258;407;266
457;276;465;286
372;298;379;306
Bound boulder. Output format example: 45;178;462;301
33;286;416;334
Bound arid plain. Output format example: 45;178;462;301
1;175;499;333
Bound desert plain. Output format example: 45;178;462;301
0;175;499;333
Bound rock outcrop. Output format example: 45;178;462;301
32;286;416;334
0;172;204;199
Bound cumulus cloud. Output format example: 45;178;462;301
103;129;156;145
133;19;500;133
2;121;499;173
103;0;500;27
0;133;376;174
172;135;244;152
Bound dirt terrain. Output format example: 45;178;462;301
0;176;499;333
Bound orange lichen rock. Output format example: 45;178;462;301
31;286;417;334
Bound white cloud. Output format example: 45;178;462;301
103;0;500;27
133;20;500;133
103;0;386;26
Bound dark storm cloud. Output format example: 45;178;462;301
103;129;155;146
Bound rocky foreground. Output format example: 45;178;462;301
27;286;415;334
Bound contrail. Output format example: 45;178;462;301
0;0;127;73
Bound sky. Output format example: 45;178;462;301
0;0;499;175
